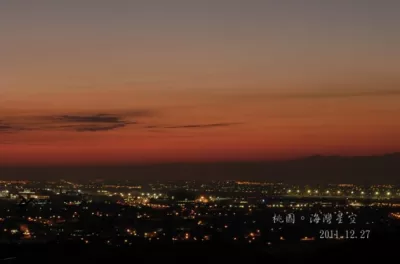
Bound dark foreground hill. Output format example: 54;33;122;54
0;239;399;264
1;153;399;184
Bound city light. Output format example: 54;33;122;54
0;179;399;248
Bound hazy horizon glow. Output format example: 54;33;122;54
1;1;400;166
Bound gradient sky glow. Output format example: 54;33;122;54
1;0;400;165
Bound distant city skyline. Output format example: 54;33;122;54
1;1;400;166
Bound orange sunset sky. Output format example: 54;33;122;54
1;1;400;166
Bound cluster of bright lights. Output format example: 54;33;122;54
285;189;397;197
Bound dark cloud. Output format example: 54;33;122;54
55;114;143;132
47;113;138;132
0;121;26;133
51;111;154;124
0;120;10;130
0;112;142;133
0;124;12;130
165;123;242;129
0;110;242;134
75;123;128;132
53;114;122;124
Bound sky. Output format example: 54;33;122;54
1;0;400;166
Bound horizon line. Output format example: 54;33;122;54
1;152;398;168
